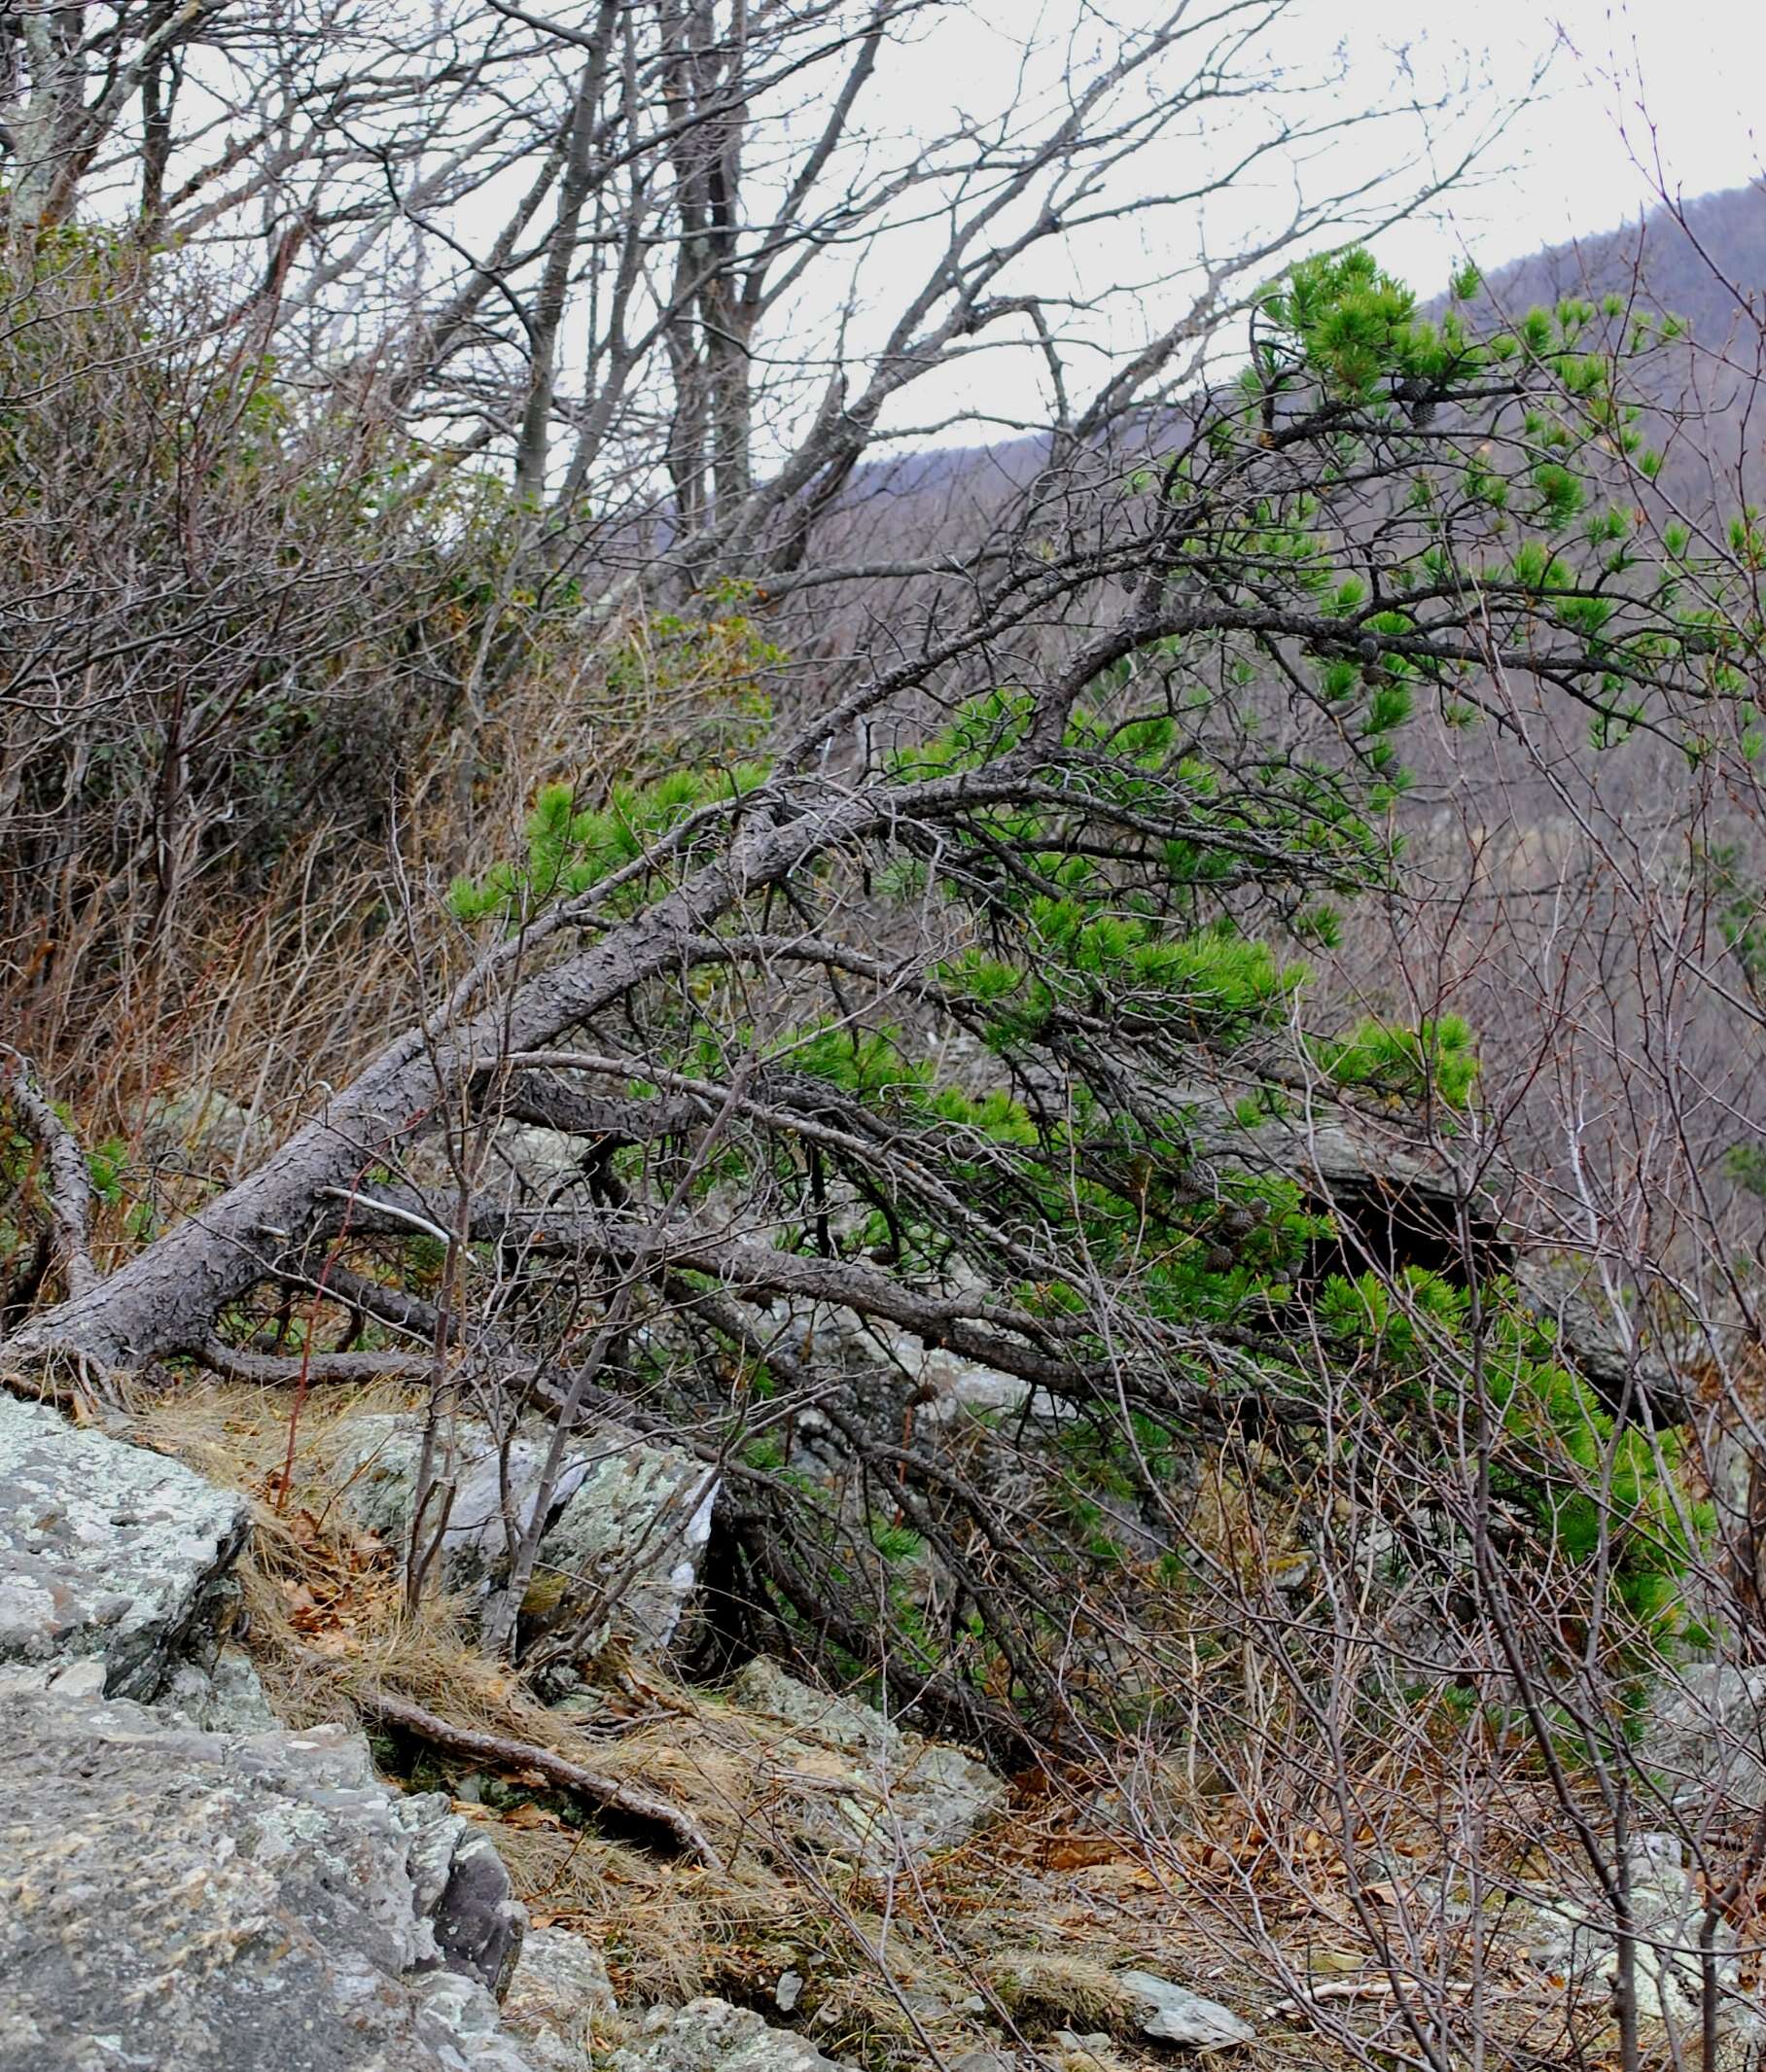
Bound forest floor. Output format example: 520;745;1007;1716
135;1378;1626;2072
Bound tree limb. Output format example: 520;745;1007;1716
311;1664;724;1868
2;1049;97;1300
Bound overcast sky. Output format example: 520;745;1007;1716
422;0;1765;458
1345;0;1763;281
815;0;1766;443
924;0;1765;285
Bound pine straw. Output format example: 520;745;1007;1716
132;1381;931;1865
124;1377;1605;2071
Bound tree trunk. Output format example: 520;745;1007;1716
5;860;747;1372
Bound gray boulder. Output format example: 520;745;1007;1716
501;1928;618;2070
1521;1833;1765;2050
0;1391;249;1699
140;1085;271;1172
727;1658;1006;1868
1116;1972;1254;2053
1644;1662;1766;1811
0;1680;535;2072
610;1999;841;2072
158;1641;282;1732
335;1414;718;1659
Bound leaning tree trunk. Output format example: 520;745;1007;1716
0;613;1179;1379
3;857;756;1374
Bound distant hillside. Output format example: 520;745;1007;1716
1461;182;1766;342
1446;183;1766;514
805;183;1766;628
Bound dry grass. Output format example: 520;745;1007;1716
124;1384;1229;2061
985;1950;1140;2034
121;1376;1620;2072
10;592;754;1179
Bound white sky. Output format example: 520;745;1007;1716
1374;0;1765;280
400;0;1766;461
731;0;1766;447
902;0;1765;286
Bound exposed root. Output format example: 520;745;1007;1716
304;1653;724;1870
0;1342;135;1417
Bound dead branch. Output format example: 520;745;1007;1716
2;1048;97;1300
196;1339;436;1387
320;1667;724;1869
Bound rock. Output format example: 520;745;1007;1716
772;1299;1068;1438
0;1680;535;2071
158;1641;281;1732
335;1413;717;1658
727;1658;1007;1867
0;1391;249;1700
1511;1257;1690;1420
610;1998;842;2072
415;1815;530;2001
496;1125;596;1191
546;1436;718;1656
773;1970;804;2015
501;1927;618;2070
1116;1972;1254;2053
1521;1834;1764;2047
1643;1662;1766;1811
140;1085;271;1170
1189;1098;1506;1282
908;1341;1036;1422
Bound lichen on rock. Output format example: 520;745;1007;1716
610;1997;844;2072
0;1392;249;1700
724;1657;1007;1868
334;1411;717;1659
0;1681;534;2072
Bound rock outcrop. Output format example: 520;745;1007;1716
726;1658;1007;1868
0;1391;565;2072
1643;1660;1766;1813
0;1391;249;1699
611;1999;843;2072
0;1679;534;2072
334;1413;717;1659
1520;1830;1765;2053
500;1928;618;2070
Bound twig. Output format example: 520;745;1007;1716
1269;1979;1474;2019
2;1048;96;1298
324;1668;724;1870
317;1184;456;1245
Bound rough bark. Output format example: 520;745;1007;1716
3;855;752;1371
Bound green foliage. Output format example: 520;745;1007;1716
448;759;770;924
414;239;1766;1736
86;1134;129;1208
1724;1141;1766;1200
1703;843;1766;1002
939;911;1303;1058
886;687;1036;779
1321;1270;1712;1641
1260;248;1430;399
869;1519;925;1563
1315;1015;1478;1108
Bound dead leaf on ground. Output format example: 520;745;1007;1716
1040;1838;1125;1870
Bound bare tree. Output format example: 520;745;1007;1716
15;18;1766;2064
